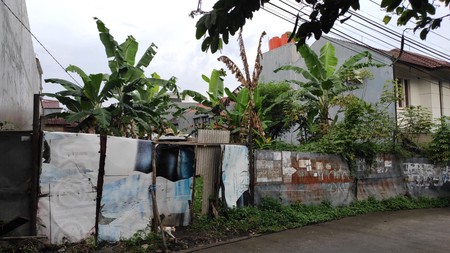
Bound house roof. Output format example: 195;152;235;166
41;99;61;109
387;48;450;70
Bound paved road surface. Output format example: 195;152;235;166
191;208;450;253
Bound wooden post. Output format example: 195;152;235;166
189;145;198;223
30;94;41;235
94;135;107;245
248;107;255;206
150;143;167;252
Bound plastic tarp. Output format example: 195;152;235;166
38;132;99;244
221;145;249;208
37;133;195;244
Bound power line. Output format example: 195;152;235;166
280;0;450;62
262;0;450;87
1;0;81;86
368;0;450;44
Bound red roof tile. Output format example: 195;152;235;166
388;49;450;69
42;117;77;126
41;99;61;109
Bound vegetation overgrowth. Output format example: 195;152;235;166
3;196;447;252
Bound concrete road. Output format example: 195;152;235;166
191;208;450;253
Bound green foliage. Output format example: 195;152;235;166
45;18;180;137
181;68;227;127
193;176;204;215
189;196;450;237
262;140;300;151
382;0;449;40
398;105;433;144
427;116;450;165
121;229;164;253
275;42;381;138
182;70;272;144
195;0;268;53
257;82;294;139
196;1;448;52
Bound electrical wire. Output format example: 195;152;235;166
1;0;81;86
368;0;450;44
280;0;450;62
262;0;450;88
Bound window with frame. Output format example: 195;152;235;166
397;78;410;108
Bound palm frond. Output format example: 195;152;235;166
252;31;267;87
218;56;247;86
238;29;251;83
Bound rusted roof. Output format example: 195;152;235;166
42;117;77;126
41;99;61;109
387;48;450;70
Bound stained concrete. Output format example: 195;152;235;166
0;0;41;130
193;208;450;253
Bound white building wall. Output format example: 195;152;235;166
442;81;450;117
429;81;441;119
409;80;422;107
0;0;41;130
393;63;450;120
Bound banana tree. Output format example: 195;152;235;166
181;68;228;128
218;30;267;144
44;18;180;137
224;86;271;143
45;66;112;134
275;42;383;137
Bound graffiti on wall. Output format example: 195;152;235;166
403;163;450;189
282;152;352;184
355;155;397;178
254;151;354;206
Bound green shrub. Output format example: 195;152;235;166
428;117;450;165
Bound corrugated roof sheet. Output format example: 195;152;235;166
41;99;61;109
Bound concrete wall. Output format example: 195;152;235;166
0;0;41;130
255;150;450;206
255;150;355;206
443;81;450;116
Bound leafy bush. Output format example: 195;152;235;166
428;116;450;165
189;196;450;237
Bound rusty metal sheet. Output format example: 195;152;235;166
0;131;33;236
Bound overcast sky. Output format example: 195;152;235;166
25;0;450;95
25;0;292;95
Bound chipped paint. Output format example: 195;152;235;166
255;151;354;206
